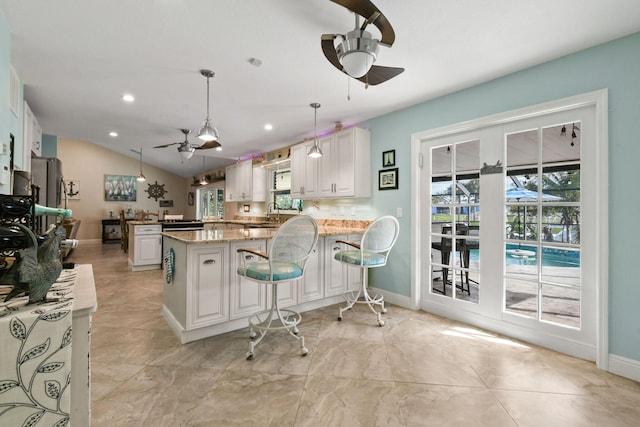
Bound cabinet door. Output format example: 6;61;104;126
324;235;351;297
187;245;229;329
252;165;266;202
290;144;306;198
230;240;267;319
236;160;253;201
22;103;33;172
317;135;335;197
333;130;355;196
225;164;237;201
346;234;363;291
298;238;324;303
134;234;162;265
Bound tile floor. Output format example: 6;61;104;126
69;241;640;426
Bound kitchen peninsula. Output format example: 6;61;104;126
161;221;368;343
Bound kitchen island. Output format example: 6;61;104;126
162;224;367;343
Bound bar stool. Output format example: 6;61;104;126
236;215;319;360
334;216;400;326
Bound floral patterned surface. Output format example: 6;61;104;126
0;267;77;427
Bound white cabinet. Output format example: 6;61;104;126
297;238;325;304
186;244;230;329
21;101;42;172
252;165;266;202
290;127;370;200
128;224;162;271
290;142;319;199
318;127;370;198
230;239;267;319
226;159;263;202
324;234;362;297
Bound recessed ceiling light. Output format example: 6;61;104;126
264;124;273;131
248;58;262;67
109;131;118;137
122;93;135;102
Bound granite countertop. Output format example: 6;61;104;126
162;224;366;244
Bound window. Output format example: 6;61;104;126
269;167;303;213
197;186;224;219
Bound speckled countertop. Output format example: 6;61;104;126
162;224;367;244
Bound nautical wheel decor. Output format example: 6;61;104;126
145;180;167;200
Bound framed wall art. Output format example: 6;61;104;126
187;192;194;206
382;149;395;167
104;175;137;202
378;168;398;190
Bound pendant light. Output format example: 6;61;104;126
197;69;220;142
307;102;323;158
136;148;146;181
199;156;208;185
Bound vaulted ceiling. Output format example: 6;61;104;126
2;0;639;177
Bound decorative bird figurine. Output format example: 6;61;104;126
1;223;65;304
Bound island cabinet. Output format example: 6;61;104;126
162;229;365;344
230;239;268;319
290;127;371;200
324;234;362;297
128;223;162;271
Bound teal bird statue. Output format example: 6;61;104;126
2;223;65;304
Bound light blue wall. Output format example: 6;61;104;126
366;32;640;361
41;134;58;158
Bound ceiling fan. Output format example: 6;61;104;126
153;129;221;159
321;0;404;86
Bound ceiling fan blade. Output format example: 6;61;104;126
356;64;404;86
194;140;222;150
321;34;344;72
153;142;180;149
330;0;395;46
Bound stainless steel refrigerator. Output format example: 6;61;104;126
30;157;64;232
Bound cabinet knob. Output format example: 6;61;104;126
203;259;216;265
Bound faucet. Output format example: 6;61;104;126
267;203;280;222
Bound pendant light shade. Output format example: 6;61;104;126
179;145;195;159
136;147;146;181
307;102;323;158
197;69;220;142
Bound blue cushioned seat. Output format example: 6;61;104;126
238;261;303;282
334;250;386;266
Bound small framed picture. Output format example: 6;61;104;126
379;168;398;190
243;204;250;212
159;200;174;208
187;192;194;206
382;150;395;167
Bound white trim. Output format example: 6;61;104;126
411;89;609;367
608;354;640;383
370;286;414;309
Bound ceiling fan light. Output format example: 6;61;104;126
197;120;219;142
179;145;195;159
137;173;146;182
337;30;379;78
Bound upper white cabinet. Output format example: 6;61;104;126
290;141;318;199
291;127;370;199
225;159;252;202
252;165;266;202
21;101;42;172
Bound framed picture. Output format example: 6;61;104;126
159;200;174;208
65;180;80;200
187;192;194;206
379;168;398;190
243;204;251;212
382;150;395;167
104;175;137;202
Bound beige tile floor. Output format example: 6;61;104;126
68;242;640;426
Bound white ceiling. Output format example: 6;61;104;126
2;0;639;178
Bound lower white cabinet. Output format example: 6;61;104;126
129;224;162;271
230;240;267;319
297;238;325;304
324;234;362;297
187;244;230;329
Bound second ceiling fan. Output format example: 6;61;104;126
153;129;221;160
321;0;404;86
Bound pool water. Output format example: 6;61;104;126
469;245;580;267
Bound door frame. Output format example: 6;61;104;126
410;89;608;368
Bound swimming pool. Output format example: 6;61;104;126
468;244;580;267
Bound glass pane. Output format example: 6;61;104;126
432;146;452;174
455;139;479;173
542;167;580;203
505;277;538;319
541;284;580;328
456;177;480;204
542;123;580;164
541;246;580;286
506;205;538;242
507;129;538;168
505;243;538;278
432;206;451;226
432;177;452;205
273;169;291;190
543;206;580;244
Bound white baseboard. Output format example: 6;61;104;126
370;286;413;308
608;354;640;382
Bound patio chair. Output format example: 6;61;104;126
236;215;319;360
334;215;400;326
